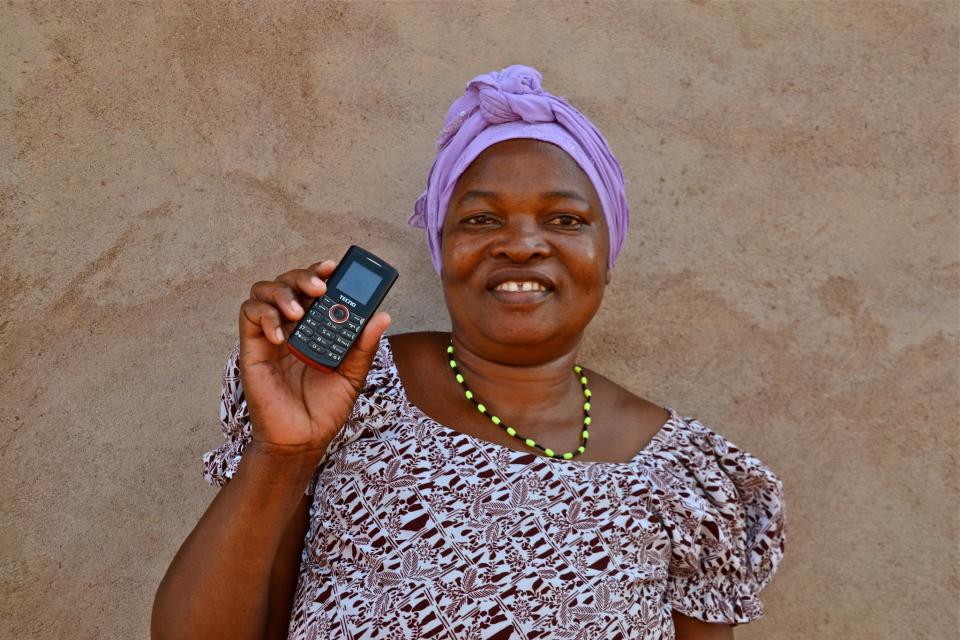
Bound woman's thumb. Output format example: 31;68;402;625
336;311;391;390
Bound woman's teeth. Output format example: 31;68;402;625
494;281;548;292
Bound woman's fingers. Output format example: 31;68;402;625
249;280;303;323
239;298;287;343
273;268;328;306
241;261;340;345
307;259;338;279
272;260;337;290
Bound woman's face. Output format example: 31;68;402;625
440;138;611;354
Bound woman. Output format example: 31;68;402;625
153;65;786;640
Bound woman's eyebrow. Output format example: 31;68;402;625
542;190;589;204
456;189;589;205
456;190;501;205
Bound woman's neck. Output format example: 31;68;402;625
447;331;586;422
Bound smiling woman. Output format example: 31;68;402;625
153;65;786;640
440;139;610;357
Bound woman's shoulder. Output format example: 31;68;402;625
584;366;665;415
381;331;450;402
363;331;446;368
576;363;673;458
382;331;450;377
384;330;448;352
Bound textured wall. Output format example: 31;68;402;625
1;2;957;638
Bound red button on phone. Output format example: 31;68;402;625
328;304;350;324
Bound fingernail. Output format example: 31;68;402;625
275;327;284;341
310;276;323;288
291;300;304;314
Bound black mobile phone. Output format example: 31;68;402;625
287;245;398;373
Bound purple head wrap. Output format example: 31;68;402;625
409;64;631;273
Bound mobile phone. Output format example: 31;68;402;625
286;245;398;373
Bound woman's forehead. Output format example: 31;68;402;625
452;139;599;202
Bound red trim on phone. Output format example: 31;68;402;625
287;342;335;373
328;304;350;324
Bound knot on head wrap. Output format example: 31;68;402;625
410;64;631;274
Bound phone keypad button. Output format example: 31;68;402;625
298;294;369;363
326;305;348;324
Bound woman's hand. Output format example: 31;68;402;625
238;260;391;456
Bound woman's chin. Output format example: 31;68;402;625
448;290;591;349
471;318;572;348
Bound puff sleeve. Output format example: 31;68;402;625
201;336;393;495
201;340;252;490
654;415;786;626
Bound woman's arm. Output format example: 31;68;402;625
153;260;390;639
672;611;735;640
154;456;736;640
151;443;318;640
265;490;312;639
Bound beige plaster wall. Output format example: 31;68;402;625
1;1;957;638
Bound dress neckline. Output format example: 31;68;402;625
380;335;681;467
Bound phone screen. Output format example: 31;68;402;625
337;262;381;305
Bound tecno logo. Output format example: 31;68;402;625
338;294;357;308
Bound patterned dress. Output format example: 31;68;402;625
203;335;786;639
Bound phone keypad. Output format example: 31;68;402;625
293;295;367;365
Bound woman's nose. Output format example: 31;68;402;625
490;218;551;262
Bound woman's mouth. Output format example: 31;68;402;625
489;280;553;303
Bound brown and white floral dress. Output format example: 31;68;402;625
203;335;786;639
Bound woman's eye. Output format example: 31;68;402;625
548;214;584;227
465;214;497;225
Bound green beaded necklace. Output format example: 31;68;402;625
446;340;592;460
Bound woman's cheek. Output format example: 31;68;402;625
443;236;485;278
